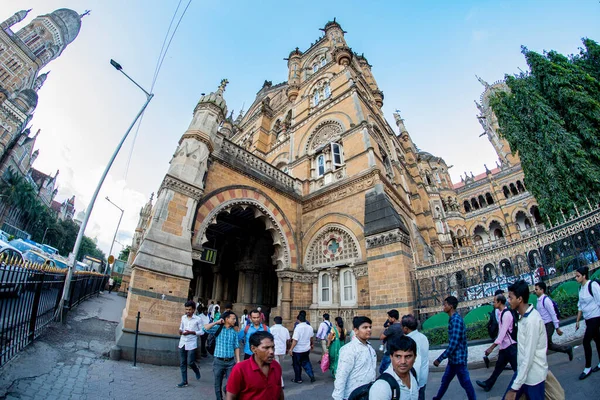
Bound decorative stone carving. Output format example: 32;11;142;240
159;175;204;200
305;225;361;270
365;228;410;249
353;265;368;277
195;198;291;270
276;270;315;283
308;121;343;151
303;171;378;212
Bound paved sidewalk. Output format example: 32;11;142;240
1;293;598;399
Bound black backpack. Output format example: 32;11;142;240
487;309;499;340
500;308;519;342
206;324;224;356
348;369;417;400
587;279;600;300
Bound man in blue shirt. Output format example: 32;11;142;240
204;311;241;400
432;296;476;400
239;309;270;360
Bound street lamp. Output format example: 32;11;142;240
56;60;153;322
105;196;124;276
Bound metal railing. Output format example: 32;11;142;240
0;255;106;367
415;203;600;317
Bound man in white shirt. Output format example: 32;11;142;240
177;300;204;388
271;316;290;388
289;313;315;383
197;307;211;357
534;281;573;361
369;335;419;400
316;313;333;362
207;301;215;321
332;316;377;400
505;280;547;400
401;314;429;400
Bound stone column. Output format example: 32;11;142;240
116;80;229;365
280;276;292;323
252;273;260;304
236;271;245;303
243;271;254;304
214;271;224;302
331;269;340;308
311;275;318;307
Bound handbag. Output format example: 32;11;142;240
544;370;565;400
320;352;330;372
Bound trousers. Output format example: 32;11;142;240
212;357;235;400
178;347;199;384
485;343;517;388
583;316;600;368
292;350;314;381
433;363;476;400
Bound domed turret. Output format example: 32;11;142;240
13;89;38;113
50;9;82;45
195;79;228;118
33;71;50;91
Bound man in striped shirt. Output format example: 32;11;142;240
204;311;241;400
432;296;476;400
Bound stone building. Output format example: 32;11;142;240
119;19;539;364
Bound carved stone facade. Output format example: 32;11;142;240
122;19;550;366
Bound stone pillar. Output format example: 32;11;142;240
310;275;318;308
331;268;340;308
236;271;245;303
244;271;254;304
279;273;292;323
116;80;229;366
214;272;224;301
252;273;260;304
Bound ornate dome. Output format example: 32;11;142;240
50;8;81;45
14;89;38;112
197;79;228;116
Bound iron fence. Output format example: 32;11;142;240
0;255;107;368
415;204;600;319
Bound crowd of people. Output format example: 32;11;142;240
175;265;600;399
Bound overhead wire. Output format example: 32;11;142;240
122;0;193;182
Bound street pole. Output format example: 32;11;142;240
56;60;153;322
105;196;124;276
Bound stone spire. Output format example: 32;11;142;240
393;109;408;135
33;71;50;91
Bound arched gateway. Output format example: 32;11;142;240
191;187;295;320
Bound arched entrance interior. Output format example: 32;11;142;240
191;204;280;321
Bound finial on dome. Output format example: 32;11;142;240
475;75;490;89
217;78;229;95
150;192;154;201
80;10;91;18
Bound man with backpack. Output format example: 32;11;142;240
369;335;419;400
238;309;270;360
476;293;518;392
204;311;241;400
316;313;333;362
379;309;404;375
534;281;573;361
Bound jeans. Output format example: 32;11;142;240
583;316;600;368
379;354;391;375
213;357;235;400
484;343;517;389
433;363;476;400
178;347;200;384
503;373;545;400
292;350;314;381
545;322;571;354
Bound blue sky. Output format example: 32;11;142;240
5;0;600;256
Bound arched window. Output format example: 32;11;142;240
324;82;331;99
530;205;543;225
510;183;518;196
485;193;494;205
313;90;320;106
516;181;525;193
320;273;331;303
321;56;327;67
313;63;319;73
464;201;471;213
331;143;343;167
317;155;325;176
503;186;510;198
341;269;356;305
478;195;486;208
471;198;479;210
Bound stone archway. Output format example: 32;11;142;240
191;190;295;322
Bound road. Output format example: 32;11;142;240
0;292;598;399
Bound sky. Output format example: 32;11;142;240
3;0;600;258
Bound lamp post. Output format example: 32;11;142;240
57;59;153;322
105;196;124;276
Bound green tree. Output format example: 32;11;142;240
77;236;106;262
490;38;600;222
0;168;36;226
118;245;131;261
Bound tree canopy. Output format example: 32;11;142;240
490;38;600;223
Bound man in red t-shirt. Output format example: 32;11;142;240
226;331;284;400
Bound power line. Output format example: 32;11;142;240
122;0;193;182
